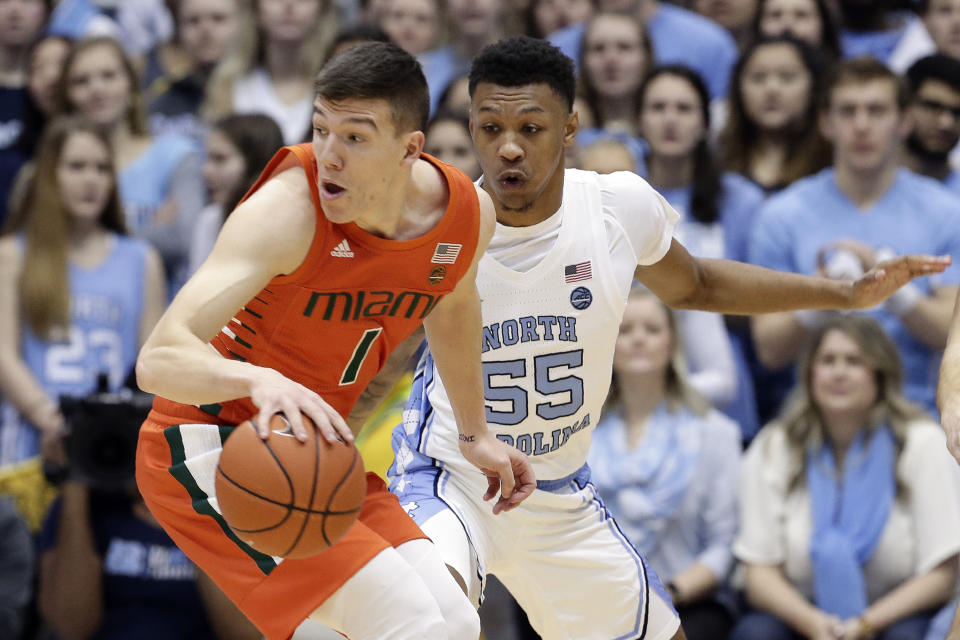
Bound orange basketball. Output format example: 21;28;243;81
214;414;366;558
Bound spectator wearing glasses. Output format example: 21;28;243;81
902;54;960;196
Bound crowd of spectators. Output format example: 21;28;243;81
1;0;960;639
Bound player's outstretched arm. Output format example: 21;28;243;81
939;290;960;464
422;188;536;514
635;238;950;316
135;168;352;444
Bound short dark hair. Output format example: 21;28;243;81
905;54;960;96
469;37;576;111
314;41;429;133
822;56;910;111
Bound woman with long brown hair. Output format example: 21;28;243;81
720;36;831;193
0;116;165;467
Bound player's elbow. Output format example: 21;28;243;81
135;344;163;395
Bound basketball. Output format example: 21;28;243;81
214;414;366;558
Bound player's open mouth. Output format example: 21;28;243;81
321;180;347;199
498;171;526;190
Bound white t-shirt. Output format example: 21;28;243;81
735;420;960;603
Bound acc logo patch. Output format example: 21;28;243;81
570;286;592;310
428;265;447;285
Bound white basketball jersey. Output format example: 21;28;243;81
418;169;676;480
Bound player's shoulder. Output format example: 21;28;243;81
564;168;659;211
223;166;316;259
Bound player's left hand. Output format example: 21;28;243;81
849;253;951;309
458;431;536;514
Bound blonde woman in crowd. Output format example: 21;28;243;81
733;316;960;640
204;0;337;144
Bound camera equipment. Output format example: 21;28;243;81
58;374;153;491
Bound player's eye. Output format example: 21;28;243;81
480;123;499;133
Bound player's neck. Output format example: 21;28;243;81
356;161;445;240
833;160;898;210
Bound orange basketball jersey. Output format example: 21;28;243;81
155;143;481;424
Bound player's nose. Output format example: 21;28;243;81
498;136;524;162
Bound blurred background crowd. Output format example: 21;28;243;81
2;0;960;639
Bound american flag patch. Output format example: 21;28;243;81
564;261;592;283
431;243;462;264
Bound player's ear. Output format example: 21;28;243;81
563;110;579;147
402;131;425;166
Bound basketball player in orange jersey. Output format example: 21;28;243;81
133;42;534;640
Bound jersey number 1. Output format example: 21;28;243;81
339;328;382;385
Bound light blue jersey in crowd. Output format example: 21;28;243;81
549;5;738;100
0;235;149;466
749;168;960;412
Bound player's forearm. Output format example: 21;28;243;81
423;290;487;438
136;328;266;404
938;292;960;414
861;556;957;632
676;259;853;315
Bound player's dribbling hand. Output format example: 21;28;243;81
849;253;951;309
249;368;354;445
458;431;536;515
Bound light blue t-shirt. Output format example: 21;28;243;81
749;168;960;411
549;5;738;100
0;235;149;466
943;170;960;198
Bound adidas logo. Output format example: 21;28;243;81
330;239;354;258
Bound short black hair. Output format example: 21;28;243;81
314;41;429;133
905;54;960;96
469;37;576;111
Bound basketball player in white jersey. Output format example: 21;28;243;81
385;37;951;640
